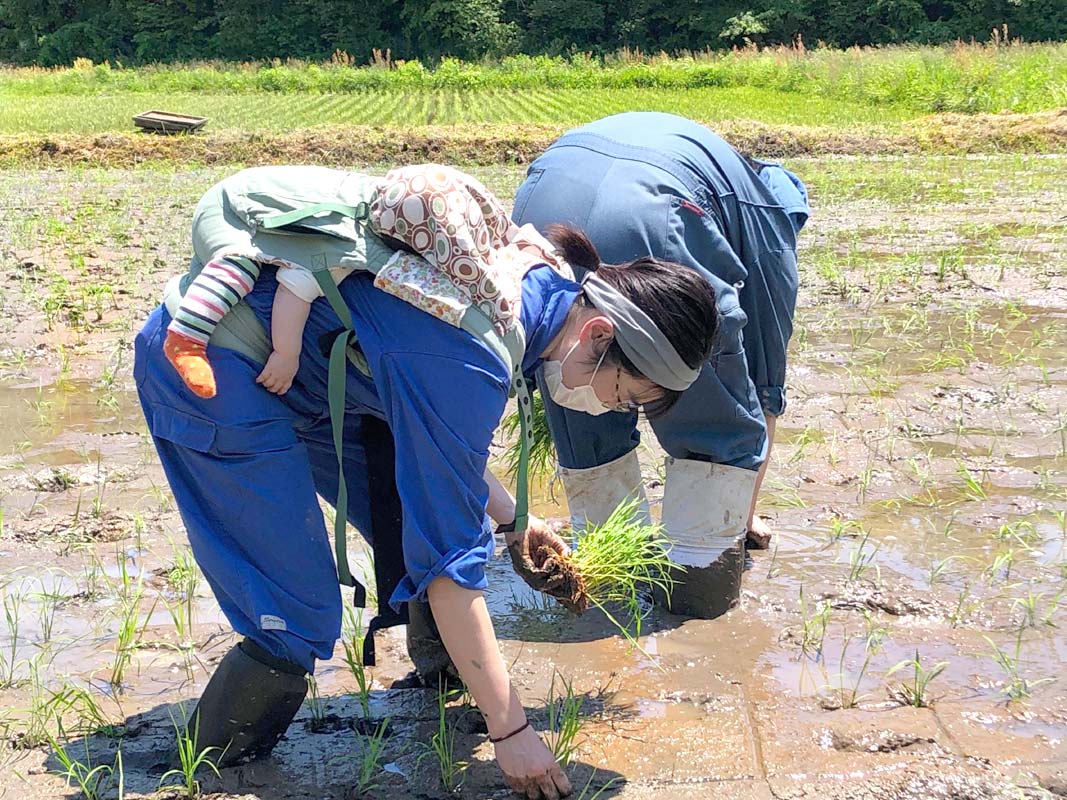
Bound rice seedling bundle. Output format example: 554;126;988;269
530;498;679;639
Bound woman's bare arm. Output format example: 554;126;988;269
427;577;570;799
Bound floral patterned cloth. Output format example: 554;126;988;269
370;164;572;336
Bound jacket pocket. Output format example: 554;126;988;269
149;406;217;453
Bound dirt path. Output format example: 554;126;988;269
2;110;1067;170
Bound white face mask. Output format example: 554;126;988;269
543;339;611;416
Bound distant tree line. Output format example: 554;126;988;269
1;0;1065;66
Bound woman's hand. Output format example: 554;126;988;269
426;579;572;798
494;725;572;799
506;516;587;613
506;515;571;556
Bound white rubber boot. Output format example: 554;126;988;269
660;458;758;619
558;449;650;531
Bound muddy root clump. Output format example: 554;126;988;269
531;544;589;614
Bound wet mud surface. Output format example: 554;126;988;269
0;155;1064;798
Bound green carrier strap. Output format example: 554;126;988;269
260;201;370;231
314;265;360;589
510;375;533;535
311;264;534;588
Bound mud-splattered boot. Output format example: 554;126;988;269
391;601;463;691
661;541;745;618
659;458;757;620
178;639;307;768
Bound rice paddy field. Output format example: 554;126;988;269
0;42;1066;800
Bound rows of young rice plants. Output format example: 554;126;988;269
0;86;917;134
5;43;1066;114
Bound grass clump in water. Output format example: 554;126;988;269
500;390;557;486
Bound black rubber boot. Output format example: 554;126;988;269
391;601;463;690
660;540;744;619
180;639;308;768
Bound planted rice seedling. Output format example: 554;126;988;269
1012;589;1062;629
17;654;62;749
305;675;328;732
352;717;391;796
845;529;880;583
984;632;1051;702
49;682;123;739
545;671;585;767
929;556;962;586
420;680;467;794
956;464;988;502
109;580;154;689
48;734;115;800
825;516;864;547
995;520;1038;547
797;586;832;658
33;584;63;645
887;650;948;707
341;605;371;718
0;587;24;687
162;546;199;649
986;548;1018;584
81;557;106;602
574;769;624;800
830;612;886;709
160;709;224;799
949;582;982;628
766;539;781;579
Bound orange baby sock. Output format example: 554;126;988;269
164;330;217;399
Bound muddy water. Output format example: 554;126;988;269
0;158;1065;799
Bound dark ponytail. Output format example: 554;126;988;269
544;223;601;272
545;224;718;419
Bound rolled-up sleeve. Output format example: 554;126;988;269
372;349;508;611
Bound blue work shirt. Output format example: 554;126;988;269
244;265;578;611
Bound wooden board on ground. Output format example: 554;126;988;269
133;110;207;134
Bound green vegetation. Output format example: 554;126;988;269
797;586;832;658
1;43;1066;137
160;711;224;800
353;718;391;796
568;499;677;642
48;735;118;800
545;671;586;767
420;682;468;794
984;633;1052;702
340;606;372;718
887;650;948;707
304;676;328;732
500;390;557;486
0;137;1064;794
0;86;919;135
1;44;1061;114
831;612;887;709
